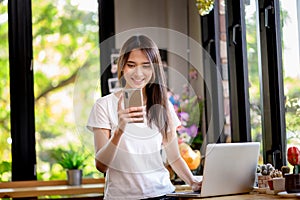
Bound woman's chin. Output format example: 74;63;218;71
128;83;146;89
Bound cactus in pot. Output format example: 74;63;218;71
285;146;300;193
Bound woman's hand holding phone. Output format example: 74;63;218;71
117;92;145;134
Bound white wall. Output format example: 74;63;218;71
114;0;203;96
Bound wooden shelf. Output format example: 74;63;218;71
0;178;105;198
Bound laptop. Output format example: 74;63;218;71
167;142;260;198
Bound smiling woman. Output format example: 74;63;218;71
87;35;202;199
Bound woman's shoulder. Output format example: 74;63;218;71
95;93;118;105
96;93;117;104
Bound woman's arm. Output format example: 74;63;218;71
170;156;202;191
93;93;144;173
163;131;202;191
93;128;122;173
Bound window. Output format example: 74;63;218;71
0;0;11;181
226;0;287;168
32;0;101;180
245;0;263;162
281;0;300;149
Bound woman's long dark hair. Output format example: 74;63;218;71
117;35;170;139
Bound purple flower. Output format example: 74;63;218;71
177;126;186;134
185;124;198;137
178;112;189;122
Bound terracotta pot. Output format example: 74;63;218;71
285;174;300;193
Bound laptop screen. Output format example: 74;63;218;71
167;142;260;198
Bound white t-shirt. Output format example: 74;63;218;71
87;93;181;200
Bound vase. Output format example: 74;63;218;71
285;174;300;193
67;169;82;186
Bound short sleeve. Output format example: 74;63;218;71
168;100;181;129
86;97;112;132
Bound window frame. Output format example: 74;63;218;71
8;0;37;181
225;0;287;169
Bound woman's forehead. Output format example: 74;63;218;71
127;49;150;62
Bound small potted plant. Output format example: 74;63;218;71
285;146;300;193
55;147;87;186
269;169;285;193
281;165;291;177
257;163;274;188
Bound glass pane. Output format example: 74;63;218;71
280;0;300;148
32;0;101;180
244;0;263;164
0;0;11;181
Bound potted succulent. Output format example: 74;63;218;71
285;146;300;193
56;148;87;186
269;169;285;193
257;163;275;188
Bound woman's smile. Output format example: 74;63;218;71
131;77;145;85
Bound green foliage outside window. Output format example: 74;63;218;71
32;0;102;180
245;4;300;148
0;0;11;181
0;0;102;181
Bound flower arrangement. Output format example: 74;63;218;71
168;87;204;171
168;88;204;150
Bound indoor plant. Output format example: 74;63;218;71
56;148;87;186
257;163;274;188
285;146;300;193
269;169;285;193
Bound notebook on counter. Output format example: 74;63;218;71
167;142;260;198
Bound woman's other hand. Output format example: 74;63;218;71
191;178;202;192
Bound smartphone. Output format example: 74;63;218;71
123;88;143;109
123;88;144;123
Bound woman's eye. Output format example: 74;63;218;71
127;63;135;68
143;65;151;69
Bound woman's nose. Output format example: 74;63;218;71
134;66;143;75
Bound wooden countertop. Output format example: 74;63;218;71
1;180;299;199
0;178;105;198
178;193;299;200
174;185;300;199
172;193;300;200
